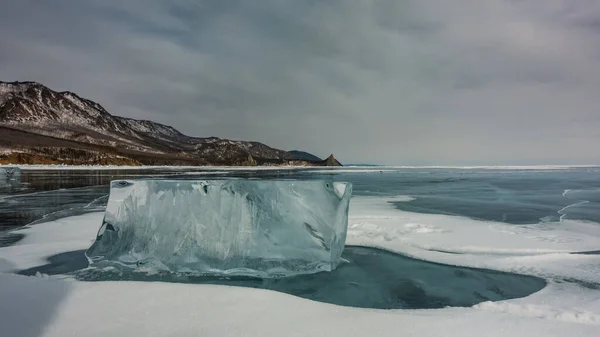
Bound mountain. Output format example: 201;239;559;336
285;150;322;161
0;81;342;166
324;154;343;166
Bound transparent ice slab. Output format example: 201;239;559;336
86;179;352;278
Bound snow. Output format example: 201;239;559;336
2;196;600;336
0;212;98;272
3;272;597;337
474;295;600;326
63;92;100;117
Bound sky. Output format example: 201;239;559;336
1;1;600;165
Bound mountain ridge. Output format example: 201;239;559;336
0;81;340;166
286;150;322;162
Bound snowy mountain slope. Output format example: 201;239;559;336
0;81;334;165
0;81;160;153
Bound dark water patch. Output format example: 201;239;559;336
22;246;546;310
0;186;109;229
0;168;317;229
391;197;566;225
0;232;24;247
572;250;600;255
354;170;600;225
5;168;600;228
426;248;465;255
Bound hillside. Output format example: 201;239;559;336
0;81;341;166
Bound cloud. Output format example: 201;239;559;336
1;0;599;164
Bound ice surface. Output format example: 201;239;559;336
86;179;352;277
0;166;20;180
4;194;600;336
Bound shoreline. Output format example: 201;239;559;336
1;164;599;171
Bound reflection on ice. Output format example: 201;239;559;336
0;166;20;180
86;179;352;278
0;166;20;188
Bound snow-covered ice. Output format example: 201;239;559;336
2;195;600;336
86;179;352;277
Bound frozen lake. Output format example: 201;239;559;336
3;166;600;230
2;166;600;336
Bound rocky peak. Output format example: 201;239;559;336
325;154;342;166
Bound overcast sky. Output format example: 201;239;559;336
1;1;600;165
